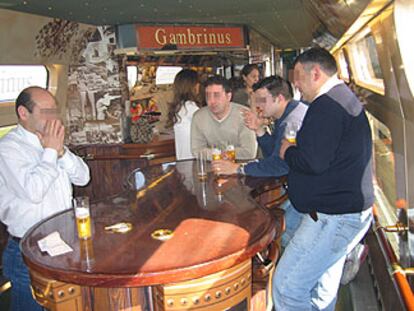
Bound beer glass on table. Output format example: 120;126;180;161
224;144;236;162
73;196;92;240
196;150;208;181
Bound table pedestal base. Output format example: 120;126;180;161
29;260;251;311
153;260;251;310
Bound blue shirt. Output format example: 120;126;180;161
244;100;308;177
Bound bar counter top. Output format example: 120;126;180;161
21;160;280;288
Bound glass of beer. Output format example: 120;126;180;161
196;150;208;181
73;196;92;240
285;122;300;144
211;146;222;161
225;144;236;162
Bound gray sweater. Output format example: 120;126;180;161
191;103;257;160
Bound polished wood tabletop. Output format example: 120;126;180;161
21;160;280;287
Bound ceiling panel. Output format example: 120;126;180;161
0;0;371;49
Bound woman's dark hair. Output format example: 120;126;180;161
167;69;200;128
241;64;260;79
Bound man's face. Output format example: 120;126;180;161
24;91;59;134
205;84;232;119
294;62;316;102
253;87;280;118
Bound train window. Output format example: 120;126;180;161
0;65;48;103
349;31;385;95
337;50;350;82
367;112;400;256
155;66;183;85
394;2;414;99
0;125;16;139
0;65;48;127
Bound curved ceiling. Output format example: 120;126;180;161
0;0;371;49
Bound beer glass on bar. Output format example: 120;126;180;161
211;146;222;161
73;196;92;240
196;150;208;181
224;144;236;162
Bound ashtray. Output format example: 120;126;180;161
151;229;174;241
104;222;133;234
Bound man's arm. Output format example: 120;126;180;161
236;124;257;160
284;102;344;174
0;144;60;204
58;148;90;186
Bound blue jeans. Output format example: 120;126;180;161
2;238;43;311
272;208;372;311
279;200;304;248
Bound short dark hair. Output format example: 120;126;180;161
204;75;232;93
294;47;337;76
15;88;36;117
253;76;293;100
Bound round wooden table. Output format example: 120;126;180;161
21;160;283;311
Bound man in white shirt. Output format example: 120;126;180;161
0;86;90;311
191;75;257;160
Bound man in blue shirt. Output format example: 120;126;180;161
277;48;374;311
212;75;308;247
212;75;307;177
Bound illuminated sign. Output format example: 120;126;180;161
136;24;246;51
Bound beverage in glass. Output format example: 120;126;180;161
197;150;207;181
285;122;300;144
73;196;92;240
212;147;222;161
225;144;236;162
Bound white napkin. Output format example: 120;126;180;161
37;231;73;257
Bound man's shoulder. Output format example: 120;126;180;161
193;106;210;118
230;102;246;110
320;84;363;117
0;128;22;155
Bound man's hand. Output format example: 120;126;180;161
279;138;294;160
240;108;265;136
211;159;239;175
36;120;65;155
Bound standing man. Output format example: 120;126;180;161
0;86;90;310
276;48;374;310
191;75;257;160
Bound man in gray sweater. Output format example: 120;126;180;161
191;75;257;160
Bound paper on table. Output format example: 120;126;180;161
37;231;73;257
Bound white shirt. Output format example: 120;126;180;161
174;100;199;160
0;125;90;237
314;75;344;101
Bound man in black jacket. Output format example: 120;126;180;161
275;48;374;311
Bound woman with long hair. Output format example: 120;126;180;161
167;69;201;160
231;64;260;107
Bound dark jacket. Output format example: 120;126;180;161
285;83;374;214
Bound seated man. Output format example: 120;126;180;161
212;75;307;177
212;75;308;246
191;75;257;160
0;86;90;310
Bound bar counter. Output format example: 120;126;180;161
21;160;284;310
